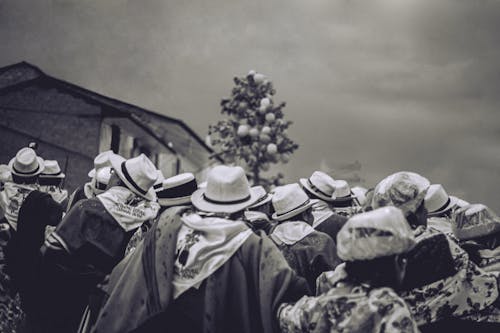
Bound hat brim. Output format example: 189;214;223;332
332;194;354;203
427;196;459;217
158;196;192;207
191;186;262;214
299;178;335;202
8;156;45;177
109;155;156;201
272;200;314;222
248;193;273;209
40;172;65;179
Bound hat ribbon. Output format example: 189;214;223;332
157;179;198;199
431;197;451;213
203;193;251;205
121;162;147;195
307;179;332;198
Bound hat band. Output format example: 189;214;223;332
121;162;147;195
431;197;451;213
203;193;251;205
276;199;311;217
13;164;39;175
157;179;198;199
307;179;331;198
42;170;62;176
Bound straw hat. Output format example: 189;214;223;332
271;183;313;221
88;150;114;178
299;171;337;202
424;184;458;217
247;185;273;209
452;204;500;240
109;154;158;201
8;147;45;177
337;206;416;261
191;165;261;214
157;173;197;207
331;179;354;202
40;160;65;178
372;171;430;216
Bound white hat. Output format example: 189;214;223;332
88;150;114;178
109;154;158;201
352;186;368;206
94;166;112;191
337;206;416;261
271;183;314;221
157;173;197;207
299;171;336;202
191;165;261;214
247;185;273;209
40;160;65;178
8;147;45;177
424;184;458;217
452;204;500;240
372;171;430;216
331;179;354;202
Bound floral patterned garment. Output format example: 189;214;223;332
279;274;419;333
318;227;500;326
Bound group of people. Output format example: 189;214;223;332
0;144;499;333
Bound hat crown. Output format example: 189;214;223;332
337;206;416;261
123;154;158;194
93;150;114;170
424;184;449;213
332;179;351;198
42;160;62;175
205;166;251;202
272;183;309;217
309;171;336;196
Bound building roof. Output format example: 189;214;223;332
0;61;221;168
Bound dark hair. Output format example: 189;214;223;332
12;174;38;185
405;201;427;229
344;255;401;288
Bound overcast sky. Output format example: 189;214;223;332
1;0;500;211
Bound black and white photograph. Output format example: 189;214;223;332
0;0;499;332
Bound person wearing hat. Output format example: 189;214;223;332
279;207;420;333
329;179;363;217
38;159;69;207
66;150;114;211
243;185;275;234
269;183;340;293
125;172;198;256
38;153;160;333
299;171;349;242
88;165;309;333
0;147;44;231
367;171;500;329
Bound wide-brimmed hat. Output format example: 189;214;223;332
372;171;430;216
157;173;197;207
331;179;354;202
8;147;45;177
88;150;114;178
40;160;65;178
337;206;416;261
452;204;500;240
425;184;458;217
247;185;273;209
191;165;261;214
272;183;314;221
299;171;336;202
109;153;158;201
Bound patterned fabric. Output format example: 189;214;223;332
0;182;39;230
318;227;500;326
279;277;419;333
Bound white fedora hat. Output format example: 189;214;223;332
157;173;197;207
40;160;65;178
8;147;45;177
271;183;313;221
191;165;261;214
299;171;336;202
247;185;273;209
109;153;158;201
331;180;354;202
424;184;458;216
88;150;114;178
